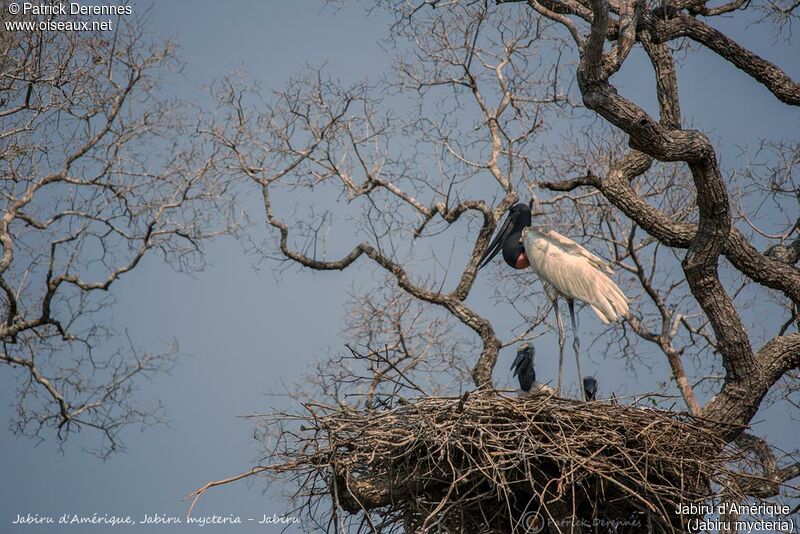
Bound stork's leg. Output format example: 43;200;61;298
568;299;585;401
553;298;566;397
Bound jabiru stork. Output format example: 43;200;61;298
479;202;628;400
511;344;555;396
583;376;598;402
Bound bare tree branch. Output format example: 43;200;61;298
0;12;237;456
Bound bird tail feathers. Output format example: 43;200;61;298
588;274;629;324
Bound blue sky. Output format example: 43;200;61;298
1;2;798;533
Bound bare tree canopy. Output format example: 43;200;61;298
0;11;237;456
198;0;799;530
3;0;797;530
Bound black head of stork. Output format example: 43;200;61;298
583;376;598;401
478;202;532;270
511;343;536;393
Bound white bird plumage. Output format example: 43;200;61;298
522;227;629;324
520;382;556;397
521;225;629;399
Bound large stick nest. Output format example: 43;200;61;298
266;390;742;533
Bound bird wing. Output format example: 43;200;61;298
536;228;614;275
522;228;629;323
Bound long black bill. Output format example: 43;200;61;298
511;345;533;373
477;213;513;270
